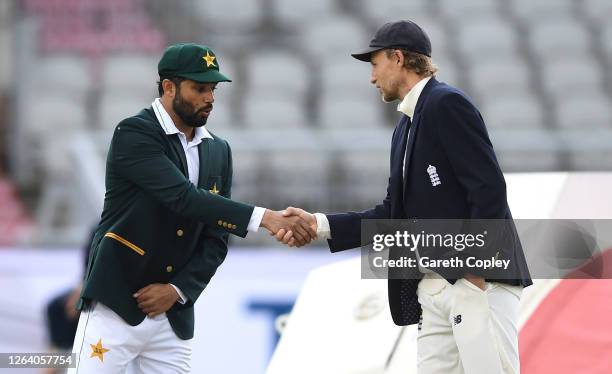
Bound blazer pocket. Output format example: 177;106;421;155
207;176;222;195
104;232;145;256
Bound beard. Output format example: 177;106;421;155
381;91;397;103
172;92;211;128
380;80;401;103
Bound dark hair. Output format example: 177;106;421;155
157;76;185;97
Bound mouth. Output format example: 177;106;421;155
199;106;213;117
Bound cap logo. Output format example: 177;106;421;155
202;50;217;68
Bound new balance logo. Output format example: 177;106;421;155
427;165;441;186
453;315;462;325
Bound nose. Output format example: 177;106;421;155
204;89;214;104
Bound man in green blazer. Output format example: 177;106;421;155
68;43;315;374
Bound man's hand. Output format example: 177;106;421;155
133;283;180;317
464;273;486;291
64;285;83;320
275;207;318;247
261;209;317;247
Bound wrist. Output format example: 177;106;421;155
260;209;272;230
168;284;180;301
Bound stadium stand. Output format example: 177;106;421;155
541;58;605;101
2;0;611;245
100;53;159;98
191;0;264;33
455;17;520;63
272;0;339;29
509;0;576;24
243;94;308;129
582;0;612;25
481;93;546;130
437;0;501;23
361;0;431;26
528;18;593;63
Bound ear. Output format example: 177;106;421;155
394;49;404;67
162;79;176;98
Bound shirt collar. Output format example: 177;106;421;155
397;76;432;118
151;98;213;143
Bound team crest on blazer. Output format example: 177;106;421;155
427;165;441;186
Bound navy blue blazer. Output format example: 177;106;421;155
326;78;532;325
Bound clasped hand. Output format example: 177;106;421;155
261;207;318;247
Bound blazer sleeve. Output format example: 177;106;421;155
169;141;234;304
432;92;508;219
109;120;254;237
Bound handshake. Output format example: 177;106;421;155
260;207;319;247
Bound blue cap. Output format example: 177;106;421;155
351;20;432;62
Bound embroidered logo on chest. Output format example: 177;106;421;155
427;165;441;187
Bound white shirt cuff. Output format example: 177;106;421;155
169;283;187;304
314;213;331;240
247;207;266;232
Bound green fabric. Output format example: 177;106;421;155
79;107;253;339
158;43;231;83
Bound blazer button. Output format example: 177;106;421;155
223;222;228;228
218;220;223;226
176;229;184;237
231;224;237;229
166;266;173;273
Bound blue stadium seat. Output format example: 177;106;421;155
481;93;546;130
528;18;592;62
191;0;264;32
437;0;501;22
101;53;158;97
98;93;152;131
455;17;520;63
272;0;338;29
469;58;531;100
301;16;369;58
244;94;308;129
555;95;612;129
361;0;431;26
33;55;92;104
541;58;604;100
510;0;575;23
581;0;612;26
319;96;384;129
246;50;309;98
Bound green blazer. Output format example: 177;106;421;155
78;107;254;339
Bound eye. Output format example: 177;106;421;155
196;85;217;93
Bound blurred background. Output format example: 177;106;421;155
0;0;611;372
0;0;611;247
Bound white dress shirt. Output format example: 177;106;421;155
151;99;265;302
314;76;432;239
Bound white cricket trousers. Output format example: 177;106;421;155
416;273;522;374
67;302;192;374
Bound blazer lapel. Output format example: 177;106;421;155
402;114;419;201
197;139;211;189
403;78;438;200
168;135;189;177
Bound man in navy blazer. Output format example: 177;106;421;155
279;20;531;373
